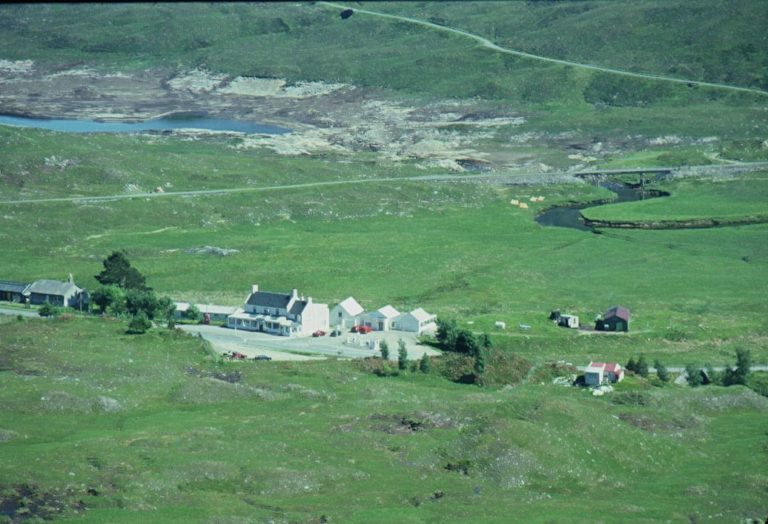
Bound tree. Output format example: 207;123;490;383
732;347;752;385
184;304;202;323
636;355;649;377
157;297;176;325
95;250;148;290
397;339;408;370
455;330;479;356
127;312;152;334
436;318;458;350
419;353;431;374
685;363;704;387
125;289;160;319
479;333;492;351
379;340;389;360
720;348;751;387
654;359;670;383
474;346;486;377
626;356;637;373
91;285;123;314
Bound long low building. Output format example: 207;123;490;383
226;284;329;337
174;302;238;323
0;280;27;303
1;277;89;309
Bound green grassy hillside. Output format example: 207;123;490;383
365;0;768;91
0;317;766;522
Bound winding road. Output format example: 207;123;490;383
319;2;768;98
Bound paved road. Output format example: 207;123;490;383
319;2;768;98
0;306;41;318
3;163;767;206
179;324;441;362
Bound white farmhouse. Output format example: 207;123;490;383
360;305;400;332
393;308;437;334
330;296;364;329
227;284;329;337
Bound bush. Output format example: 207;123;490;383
654;359;670;383
685;363;704;387
419;353;431;374
127;312;152;334
38;303;60;317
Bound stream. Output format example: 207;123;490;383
535;181;664;231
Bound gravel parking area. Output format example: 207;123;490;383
179;324;441;361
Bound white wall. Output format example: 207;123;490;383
330;305;360;329
299;302;330;336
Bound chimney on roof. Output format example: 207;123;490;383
307;296;313;304
291;288;298;298
251;284;259;294
68;273;74;284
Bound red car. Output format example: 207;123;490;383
230;351;246;360
357;325;373;334
312;330;326;337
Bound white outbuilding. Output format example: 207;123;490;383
393;308;437;334
360;305;400;332
330;296;364;329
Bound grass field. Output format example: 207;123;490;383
0;317;766;522
582;171;768;223
1;129;766;367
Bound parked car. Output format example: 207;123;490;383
230;351;247;360
357;325;373;334
253;355;272;361
312;330;326;337
330;329;342;337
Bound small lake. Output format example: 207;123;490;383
0;114;290;135
535;182;659;232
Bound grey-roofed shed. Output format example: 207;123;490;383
0;280;29;303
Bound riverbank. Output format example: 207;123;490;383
582;214;768;230
580;171;768;230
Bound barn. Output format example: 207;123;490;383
596;306;630;332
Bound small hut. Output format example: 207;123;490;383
596;306;630;332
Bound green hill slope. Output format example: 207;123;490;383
364;0;768;91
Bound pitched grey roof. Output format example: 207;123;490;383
246;291;292;309
289;300;307;316
0;280;29;293
26;279;78;297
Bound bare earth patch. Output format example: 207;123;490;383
0;64;526;167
